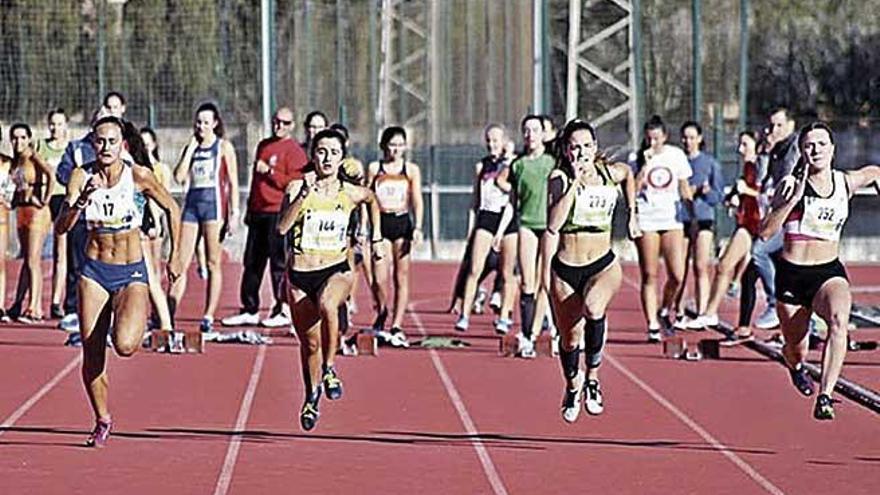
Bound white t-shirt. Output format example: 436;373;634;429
633;145;692;229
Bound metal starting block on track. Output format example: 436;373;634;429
662;336;721;361
355;332;378;356
148;330;204;354
499;333;558;357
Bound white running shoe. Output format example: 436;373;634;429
755;306;780;329
516;333;536;359
59;313;80;333
489;291;502;313
472;288;487;315
221;312;260;327
584;380;604;415
561;387;583;423
685;314;718;330
673;315;691;330
455;315;469;332
388;330;410;348
375;330;393;344
260;311;291;328
494;318;512;335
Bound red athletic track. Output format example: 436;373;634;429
0;260;878;494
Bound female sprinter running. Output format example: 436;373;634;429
455;124;517;334
55;116;181;446
35;109;70;318
631;115;693;342
9;124;55;322
674;121;722;327
278;128;384;431
760;122;880;420
496;115;556;357
690;131;762;336
169;103;239;332
367;126;423;347
546;120;638;422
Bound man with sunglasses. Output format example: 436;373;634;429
222;107;308;328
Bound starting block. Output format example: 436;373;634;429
499;334;517;356
148;330;204;354
535;333;558;357
355;332;378;356
662;336;687;359
697;339;720;359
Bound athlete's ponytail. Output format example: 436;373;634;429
636;115;666;172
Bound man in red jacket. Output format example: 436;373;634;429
222;107;308;328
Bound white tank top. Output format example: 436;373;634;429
478;157;510;213
84;163;142;233
783;170;849;242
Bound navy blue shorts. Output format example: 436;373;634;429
81;257;149;293
183;187;220;223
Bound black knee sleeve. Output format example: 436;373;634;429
338;304;349;334
559;347;581;381
520;293;536;338
585;316;607;369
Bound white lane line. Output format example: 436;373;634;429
213;345;267;495
616;275;784;494
409;303;509;495
606;355;785;495
0;354;82;437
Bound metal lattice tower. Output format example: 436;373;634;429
377;0;439;143
565;0;641;147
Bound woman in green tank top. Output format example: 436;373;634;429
496;115;556;358
545;120;639;422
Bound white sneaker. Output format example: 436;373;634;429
455;315;469;332
494;318;512;335
516;334;536;359
561;387;583;423
261;311;291;328
472;288;487;315
221;312;260;327
688;314;719;330
375;330;393;344
59;313;79;332
489;291;502;313
755;306;780;329
673;315;690;330
584;380;604;415
388;330;410;348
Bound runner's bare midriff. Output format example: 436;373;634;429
557;231;613;266
86;229;144;264
289;252;349;272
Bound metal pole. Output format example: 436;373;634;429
692;0;702;122
269;0;276;112
532;0;543;114
261;0;271;135
368;0;378;142
739;0;750;130
631;0;644;149
713;104;723;161
148;103;157;129
541;0;551;116
429;0;440;144
97;0;106;102
304;0;313;111
336;0;345;122
565;0;580;121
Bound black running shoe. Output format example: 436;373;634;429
372;307;388;332
788;366;814;397
813;393;836;421
300;388;322;431
50;304;64;319
323;366;343;400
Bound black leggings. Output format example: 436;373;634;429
738;260;759;327
453;240;503;300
